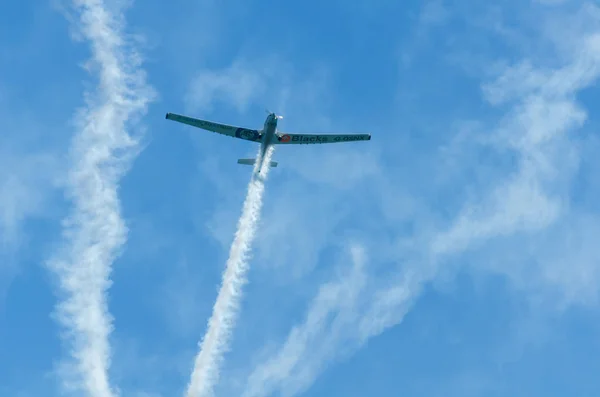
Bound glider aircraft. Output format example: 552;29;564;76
165;110;371;172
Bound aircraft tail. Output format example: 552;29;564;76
237;158;278;167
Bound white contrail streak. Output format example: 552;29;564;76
186;146;275;397
47;1;153;396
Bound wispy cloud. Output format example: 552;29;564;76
0;147;59;301
0;89;64;302
184;55;333;122
243;244;367;397
185;59;266;115
241;3;600;396
0;150;57;249
46;0;154;396
0;147;59;249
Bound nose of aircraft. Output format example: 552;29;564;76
265;109;283;120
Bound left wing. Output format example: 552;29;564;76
165;112;262;142
273;132;371;144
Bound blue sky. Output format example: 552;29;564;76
2;0;600;396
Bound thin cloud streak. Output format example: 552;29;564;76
243;245;368;397
46;0;154;396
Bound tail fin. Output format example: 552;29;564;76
237;158;278;167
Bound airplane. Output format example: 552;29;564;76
165;110;371;172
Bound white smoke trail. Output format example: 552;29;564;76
186;146;275;397
47;1;153;396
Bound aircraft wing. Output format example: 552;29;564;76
165;112;262;142
273;132;371;144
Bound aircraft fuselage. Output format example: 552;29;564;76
257;113;278;171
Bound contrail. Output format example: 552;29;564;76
46;1;153;396
186;146;275;397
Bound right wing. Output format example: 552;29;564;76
273;132;371;144
165;112;262;142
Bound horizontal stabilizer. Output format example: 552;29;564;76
237;158;278;167
237;158;256;165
